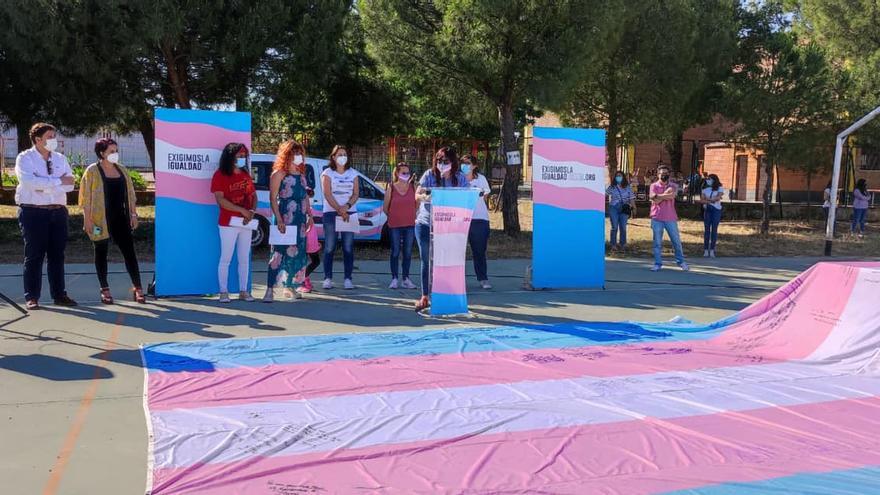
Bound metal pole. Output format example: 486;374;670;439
825;105;880;255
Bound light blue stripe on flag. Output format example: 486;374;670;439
662;467;880;494
154;107;251;132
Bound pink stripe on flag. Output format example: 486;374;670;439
532;137;605;166
533;181;606;211
431;206;474;235
155;120;251;151
155;172;215;205
431;265;466;295
150;396;880;494
147;264;856;410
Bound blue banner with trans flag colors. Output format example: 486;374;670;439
531;127;606;289
154;108;251;296
430;188;479;316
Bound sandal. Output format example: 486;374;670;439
132;287;146;304
100;288;114;305
414;296;430;312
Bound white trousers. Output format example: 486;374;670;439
218;225;252;293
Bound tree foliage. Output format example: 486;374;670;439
724;1;844;234
563;0;738;174
361;0;621;234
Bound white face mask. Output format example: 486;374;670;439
293;154;304;165
44;138;58;152
438;163;452;175
106;152;120;164
336;155;348;166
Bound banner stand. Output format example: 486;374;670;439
427;188;479;317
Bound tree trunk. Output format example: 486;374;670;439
15;119;31;153
138;114;156;174
498;102;521;235
605;121;619;176
806;171;812;220
160;40;191;108
667;132;684;172
760;155;775;235
775;162;783;219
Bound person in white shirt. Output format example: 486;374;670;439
461;155;492;289
15;123;78;310
320;145;360;290
700;174;725;258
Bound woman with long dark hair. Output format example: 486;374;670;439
79;138;144;303
210;142;256;303
852;178;870;238
461;154;492;288
606;170;636;252
264;140;312;302
700;173;725;257
382;162;418;289
321;145;359;290
413;147;469;311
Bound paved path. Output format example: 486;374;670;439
0;256;866;494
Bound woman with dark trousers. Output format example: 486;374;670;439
414;147;469;311
79;138;144;303
461;155;492;289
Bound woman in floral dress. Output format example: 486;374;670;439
263;140;313;302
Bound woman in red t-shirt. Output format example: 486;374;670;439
210;143;257;303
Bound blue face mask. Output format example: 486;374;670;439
615;176;623;184
706;179;714;186
461;164;472;175
236;157;247;169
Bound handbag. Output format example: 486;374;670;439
621;203;632;216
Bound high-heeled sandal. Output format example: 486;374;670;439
132;287;146;304
100;288;114;304
414;296;430;312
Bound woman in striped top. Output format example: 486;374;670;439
606;171;636;252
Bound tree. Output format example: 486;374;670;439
723;2;841;234
361;0;621;234
563;0;737;175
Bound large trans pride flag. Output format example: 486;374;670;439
532;126;606;289
154;108;251;296
142;262;880;494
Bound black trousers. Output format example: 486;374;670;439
94;216;141;289
19;206;69;301
305;252;321;277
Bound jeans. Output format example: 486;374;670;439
651;219;685;266
608;204;629;247
218;225;251;293
95;216;141;290
322;212;354;280
852;208;868;233
703;207;722;250
415;222;431;296
389;226;415;279
19;206;68;301
468;219;490;281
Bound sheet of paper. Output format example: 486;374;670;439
335;213;360;233
269;225;298;245
229;216;259;231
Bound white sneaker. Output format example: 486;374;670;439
480;280;493;290
679;262;690;272
239;292;255;302
651;264;662;272
389;278;399;289
262;287;274;303
322;279;333;290
709;250;716;258
402;278;417;289
218;292;231;303
344;279;355;290
703;250;710;258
